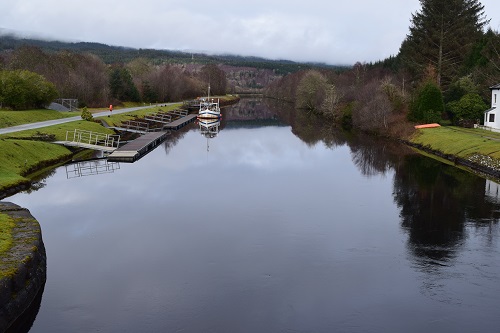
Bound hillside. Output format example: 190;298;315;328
0;34;345;75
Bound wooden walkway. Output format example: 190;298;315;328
163;114;198;130
57;114;197;163
107;131;170;162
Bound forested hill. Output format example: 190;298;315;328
0;34;344;74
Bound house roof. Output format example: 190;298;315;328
485;107;496;113
490;84;500;90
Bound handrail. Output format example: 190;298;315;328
65;129;121;149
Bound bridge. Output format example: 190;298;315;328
56;129;121;152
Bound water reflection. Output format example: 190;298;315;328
198;118;220;139
5;96;500;332
224;97;283;129
65;160;120;179
266;97;500;305
5;281;45;333
265;97;500;249
198;118;220;153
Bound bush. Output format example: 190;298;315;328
410;81;444;123
447;93;487;124
81;107;93;121
0;69;58;110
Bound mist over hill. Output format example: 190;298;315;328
0;32;347;74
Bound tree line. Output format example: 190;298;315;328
0;45;228;109
265;0;500;136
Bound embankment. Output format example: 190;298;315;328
0;202;46;332
404;140;500;179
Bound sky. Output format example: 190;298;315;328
0;0;499;66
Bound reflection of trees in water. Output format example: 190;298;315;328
162;124;193;155
163;126;192;155
348;134;411;177
225;97;274;120
392;156;500;301
22;168;57;194
265;98;348;148
393;156;500;264
267;96;500;275
393;157;468;262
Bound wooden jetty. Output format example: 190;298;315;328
58;113;198;163
163;114;197;130
108;114;197;162
107;131;170;162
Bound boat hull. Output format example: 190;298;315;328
197;111;221;119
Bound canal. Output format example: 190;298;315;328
6;97;500;332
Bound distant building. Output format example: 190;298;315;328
484;84;500;130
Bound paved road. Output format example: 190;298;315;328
0;104;174;135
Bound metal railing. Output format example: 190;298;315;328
122;120;150;132
145;112;172;124
66;160;120;179
66;129;121;148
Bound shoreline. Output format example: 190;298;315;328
0;202;47;332
402;139;500;179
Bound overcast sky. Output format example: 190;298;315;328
1;0;499;65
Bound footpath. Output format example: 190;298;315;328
0;105;163;135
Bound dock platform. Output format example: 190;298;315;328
163;114;198;130
107;131;170;162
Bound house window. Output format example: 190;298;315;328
490;113;495;123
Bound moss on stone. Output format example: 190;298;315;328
0;213;15;255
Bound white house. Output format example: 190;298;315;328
484;84;500;129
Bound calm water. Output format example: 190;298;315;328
6;98;500;332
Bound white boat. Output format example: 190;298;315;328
198;85;221;119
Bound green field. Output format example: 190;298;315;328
0;109;76;128
97;104;180;127
411;126;500;159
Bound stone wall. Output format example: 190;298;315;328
0;202;47;332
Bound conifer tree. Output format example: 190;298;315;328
399;0;489;88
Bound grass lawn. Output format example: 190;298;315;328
411;126;500;159
0;139;73;191
0;109;76;128
0;104;183;191
96;104;180;127
0;120;116;141
0;120;117;191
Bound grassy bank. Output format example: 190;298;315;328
411;126;500;159
0;103;186;193
0;109;75;129
99;103;180;127
0;140;73;192
410;126;500;177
